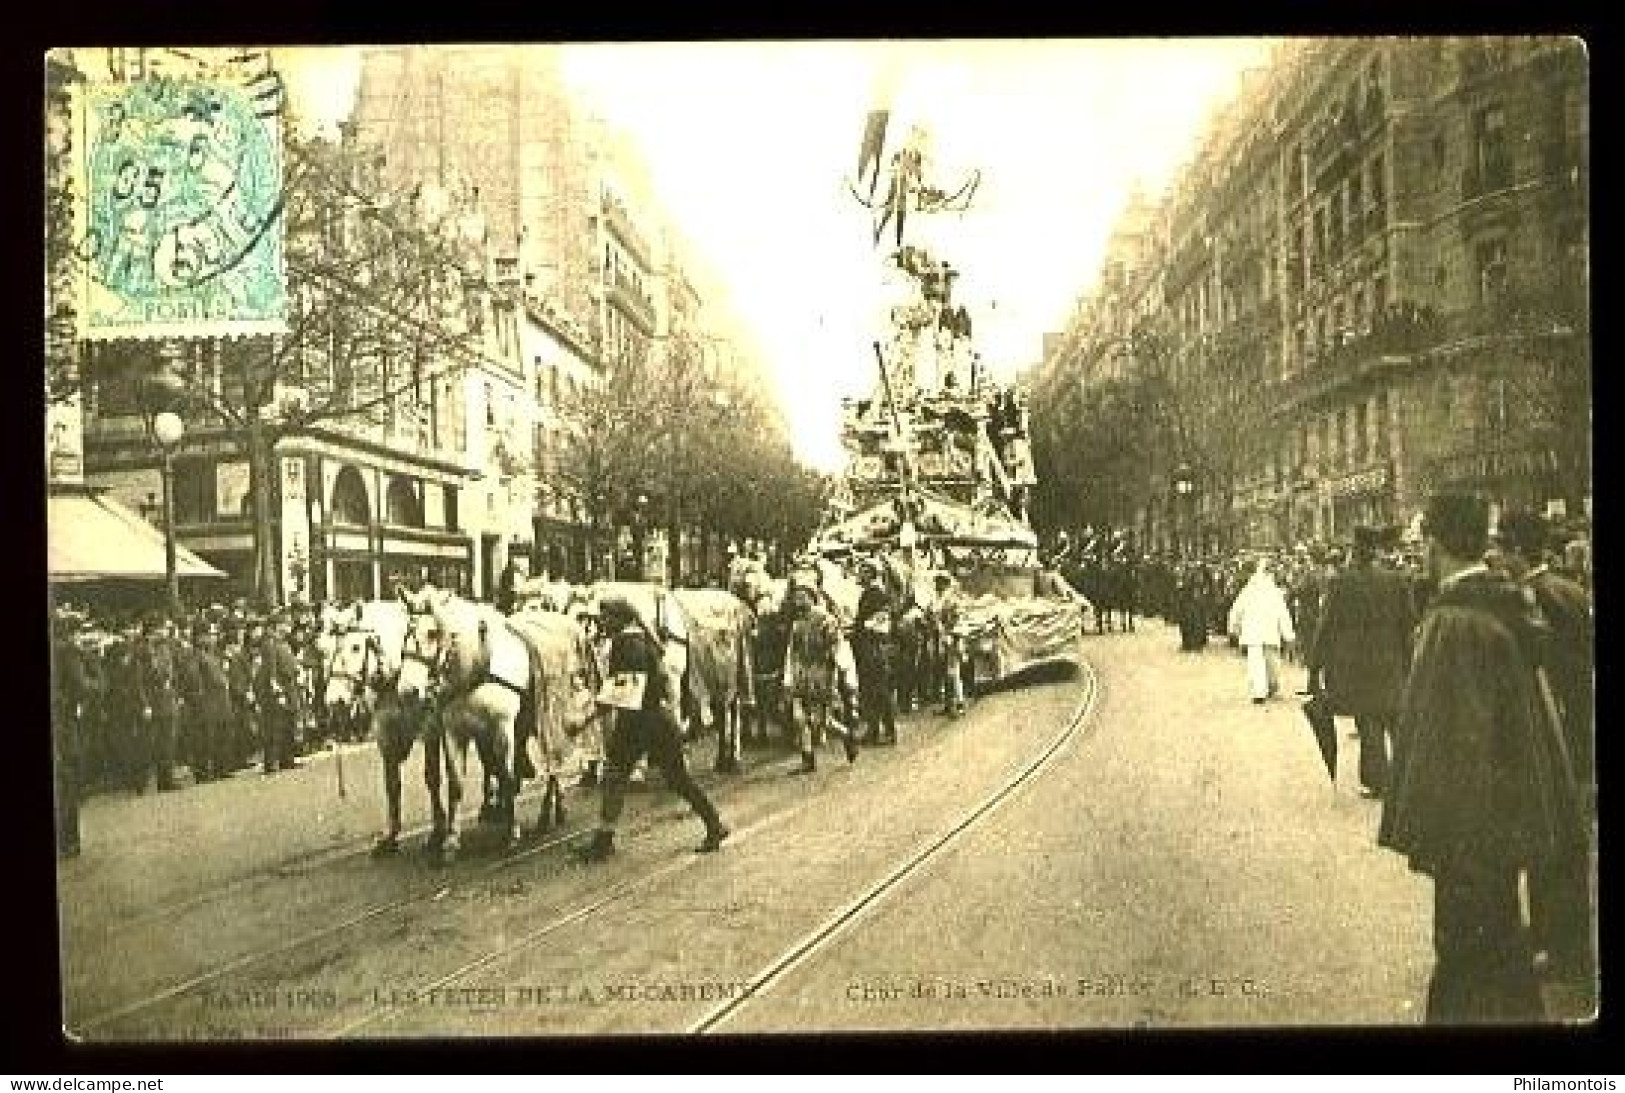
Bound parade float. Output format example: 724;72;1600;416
796;106;1088;688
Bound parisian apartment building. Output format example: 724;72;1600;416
1038;36;1589;552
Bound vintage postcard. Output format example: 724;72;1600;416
45;39;1593;1041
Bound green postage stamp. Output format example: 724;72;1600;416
72;75;287;340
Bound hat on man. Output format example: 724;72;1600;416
1423;492;1491;560
1495;509;1551;561
597;593;637;626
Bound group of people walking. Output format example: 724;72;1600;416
569;556;976;862
1051;503;1595;1023
748;557;974;777
1171;503;1594;1024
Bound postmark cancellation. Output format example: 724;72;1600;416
70;72;288;341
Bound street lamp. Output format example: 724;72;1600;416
152;410;187;614
635;491;650;580
1171;461;1196;560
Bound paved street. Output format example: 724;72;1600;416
727;623;1433;1031
63;621;1437;1039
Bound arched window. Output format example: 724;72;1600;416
331;465;371;526
385;475;424;528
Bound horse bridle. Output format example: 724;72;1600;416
400;607;456;702
326;625;392;713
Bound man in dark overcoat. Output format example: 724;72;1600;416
852;559;899;746
1496;510;1596;998
75;627;111;792
1307;526;1417;799
133;613;180;792
51;609;91;857
255;612;303;774
224;622;258;773
189;623;237;782
294;617;327;746
1378;493;1587;1023
102;627;143;793
749;592;790;746
171;618;204;783
1174;564;1207;651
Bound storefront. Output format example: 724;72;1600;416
1326;462;1396;539
306;446;473;601
1428;443;1566;516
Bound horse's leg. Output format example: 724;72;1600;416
491;706;523;850
549;774;568;828
422;723;448;854
441;731;468;864
714;694;739;773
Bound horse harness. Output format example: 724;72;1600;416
403;608;528;704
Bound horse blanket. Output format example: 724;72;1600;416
500;611;604;777
672;588;756;726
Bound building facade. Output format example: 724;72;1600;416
1039;36;1589;553
79;124;546;605
525;297;605;581
351;45;760;586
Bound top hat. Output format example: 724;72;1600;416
1495;509;1551;560
1423;493;1491;558
597;593;636;623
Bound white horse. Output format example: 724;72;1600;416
396;586;598;864
320;600;458;858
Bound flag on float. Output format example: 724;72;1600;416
857;111;890;201
861;54;913;248
856;54;902;200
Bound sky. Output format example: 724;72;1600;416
279;40;1275;472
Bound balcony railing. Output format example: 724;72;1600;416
1429;442;1561;487
1538;142;1586;189
1462;159;1516;202
607;274;657;335
601;195;651;268
1275;303;1442;407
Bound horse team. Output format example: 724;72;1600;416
320;579;756;865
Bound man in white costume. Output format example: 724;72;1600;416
1227;558;1297;704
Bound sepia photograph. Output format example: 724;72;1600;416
44;38;1594;1042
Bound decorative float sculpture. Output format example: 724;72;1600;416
804;94;1087;688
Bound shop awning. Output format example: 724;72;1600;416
48;486;228;583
